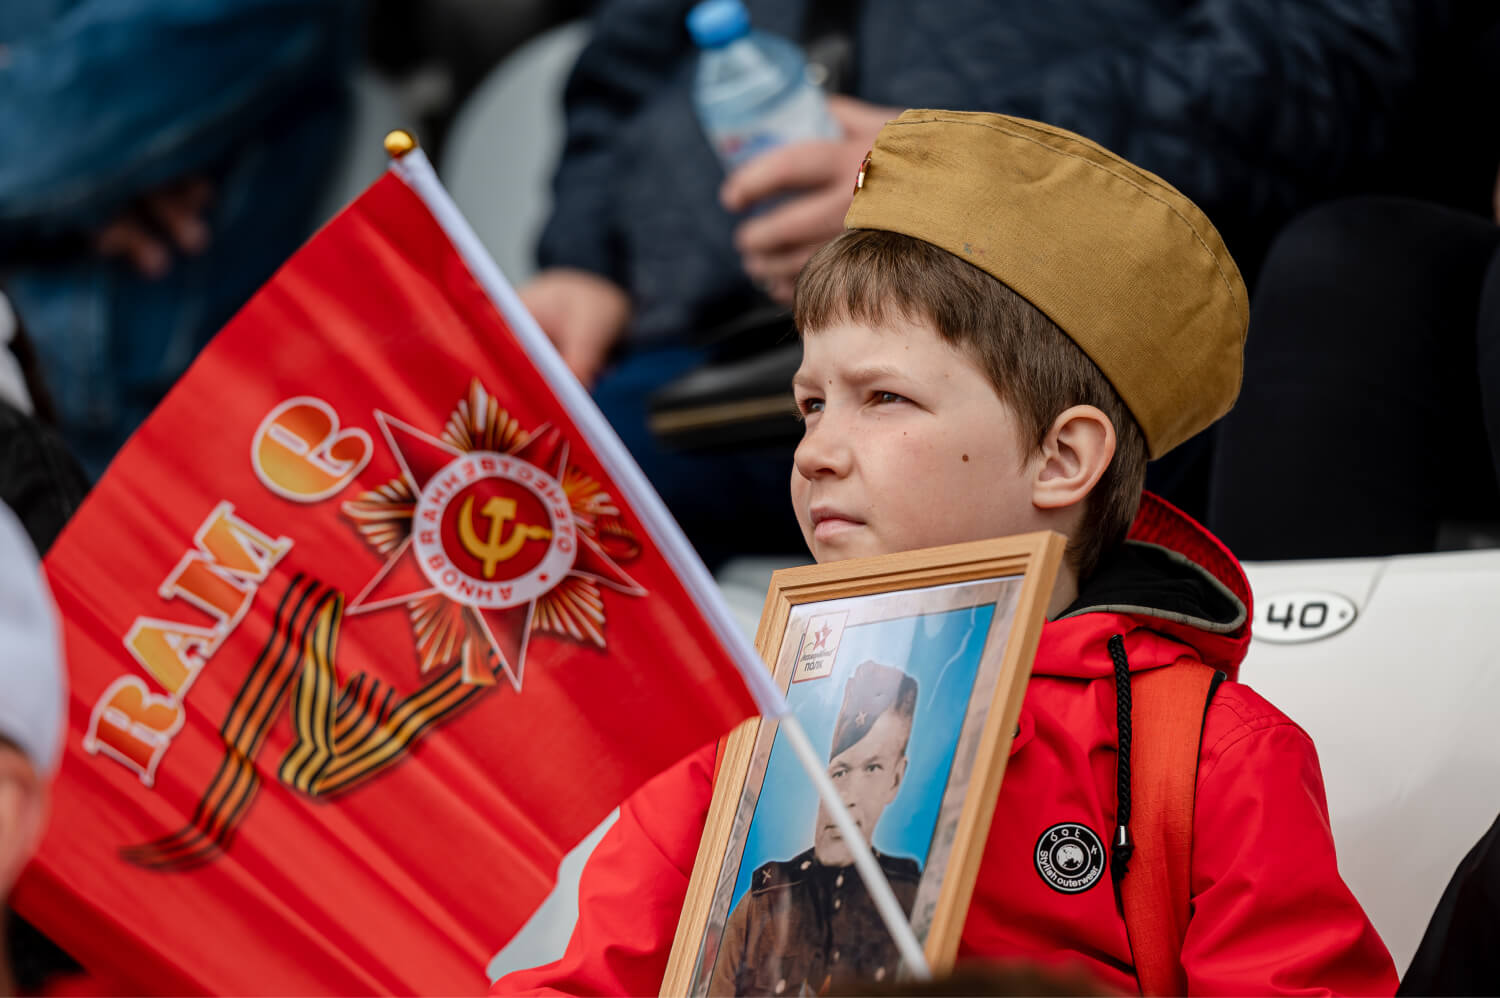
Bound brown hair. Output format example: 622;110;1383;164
794;229;1147;580
833;958;1114;996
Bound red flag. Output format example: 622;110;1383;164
16;153;766;994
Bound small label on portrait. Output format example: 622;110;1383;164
790;612;848;683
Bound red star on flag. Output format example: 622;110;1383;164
342;379;645;688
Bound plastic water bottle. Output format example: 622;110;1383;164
687;0;840;174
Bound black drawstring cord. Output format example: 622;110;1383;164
1109;633;1135;881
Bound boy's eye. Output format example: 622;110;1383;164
795;396;824;418
872;390;908;405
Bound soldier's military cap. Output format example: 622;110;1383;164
845;109;1249;459
829;661;917;760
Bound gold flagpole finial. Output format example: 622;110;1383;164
383;130;418;159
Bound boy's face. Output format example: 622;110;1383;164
813;709;910;866
791;317;1045;563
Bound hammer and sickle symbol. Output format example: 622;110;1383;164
457;494;553;578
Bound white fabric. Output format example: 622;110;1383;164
487;809;618;981
0;501;65;773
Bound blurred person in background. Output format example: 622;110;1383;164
519;0;1466;570
0;289;89;996
1207;196;1500;559
0;0;359;480
0;500;66;996
0;4;354;984
1208;8;1500;560
0;290;88;556
1399;808;1500;995
832;959;1114;997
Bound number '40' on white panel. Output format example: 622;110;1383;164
1254;591;1359;644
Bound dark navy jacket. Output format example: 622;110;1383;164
540;0;1455;343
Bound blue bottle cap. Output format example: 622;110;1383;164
687;0;751;47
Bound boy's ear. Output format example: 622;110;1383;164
1031;405;1116;511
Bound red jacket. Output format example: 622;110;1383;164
495;497;1398;996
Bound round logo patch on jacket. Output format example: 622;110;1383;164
1035;822;1106;894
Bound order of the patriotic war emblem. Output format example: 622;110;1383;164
1034;822;1106;894
119;378;646;870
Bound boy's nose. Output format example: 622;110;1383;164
793;417;852;479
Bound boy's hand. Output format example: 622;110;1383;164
518;268;632;389
721;97;901;304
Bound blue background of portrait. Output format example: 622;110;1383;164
729;599;996;910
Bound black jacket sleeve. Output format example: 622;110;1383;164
1399;810;1500;994
535;0;698;284
957;0;1454;267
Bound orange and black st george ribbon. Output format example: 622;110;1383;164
122;573;491;871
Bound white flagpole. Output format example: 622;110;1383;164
386;135;931;981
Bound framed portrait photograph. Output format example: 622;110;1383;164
662;531;1066;997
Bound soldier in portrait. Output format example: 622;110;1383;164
709;660;921;997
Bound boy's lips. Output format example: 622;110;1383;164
809;506;865;542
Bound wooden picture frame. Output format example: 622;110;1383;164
662;531;1066;997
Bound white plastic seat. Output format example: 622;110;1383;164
440;20;591;288
1240;549;1500;973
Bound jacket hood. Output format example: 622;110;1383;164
1038;492;1253;682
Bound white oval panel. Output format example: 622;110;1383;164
1253;590;1359;644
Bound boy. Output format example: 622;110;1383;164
496;111;1398;995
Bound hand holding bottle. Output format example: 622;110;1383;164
720;96;901;304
